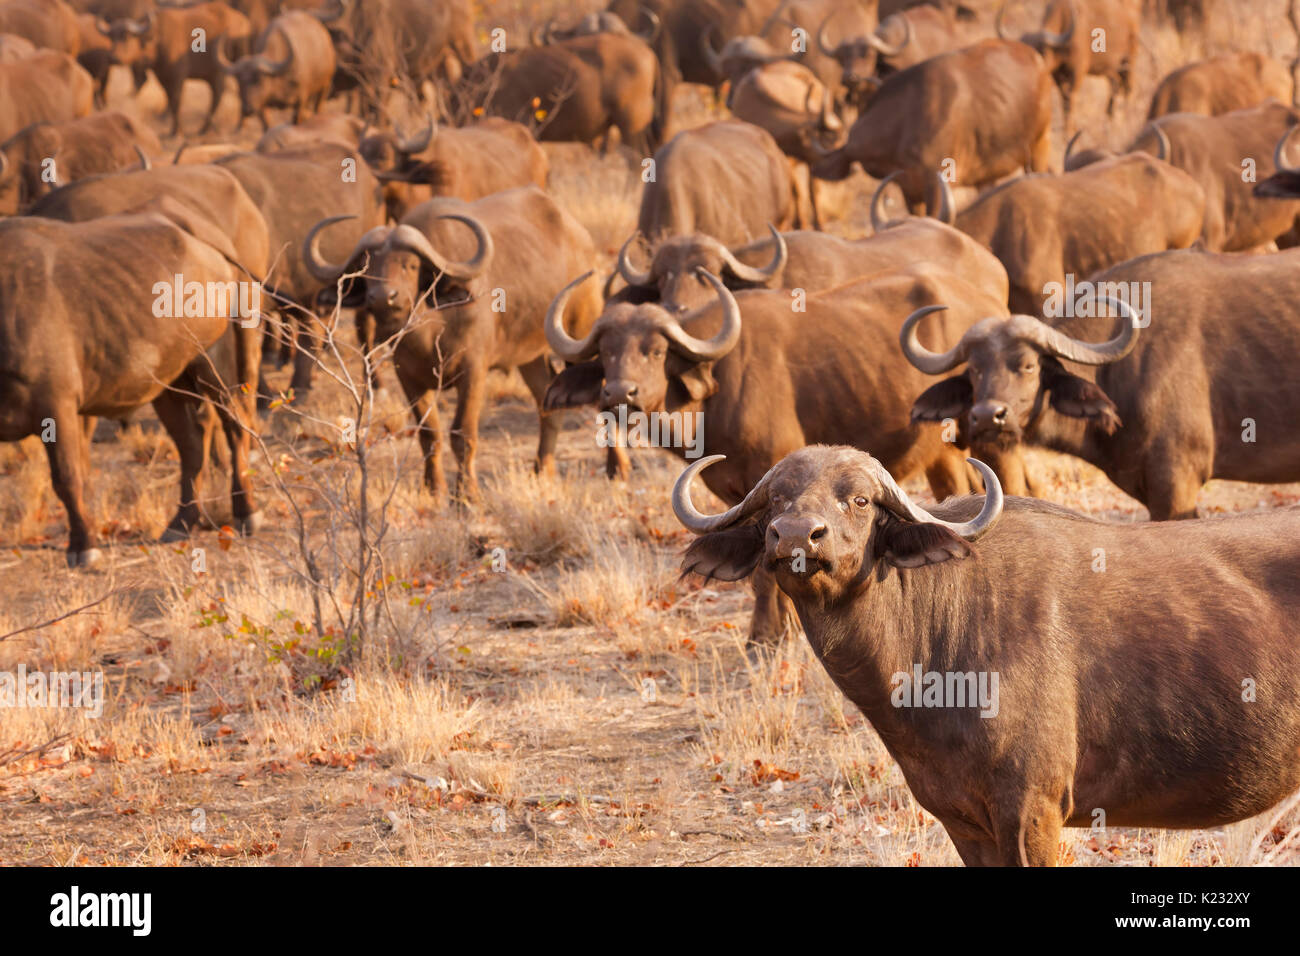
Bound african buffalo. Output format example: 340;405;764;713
1148;52;1293;119
302;186;603;503
543;262;1009;642
728;59;842;161
27;163;271;283
256;112;366;152
997;0;1139;136
810;39;1053;215
608;0;781;89
937;152;1205;314
320;0;474;107
639;120;799;243
903;248;1300;516
816;3;957;105
360;116;548;221
1137;103;1300;252
215;141;385;395
0;110;159;213
0;212;262;566
99;1;255;135
221;9;336;128
0;31;33;61
1256;124;1300;200
0;0;81;54
452;43;651;154
673;445;1300;865
0;50;94;142
614;202;1008;315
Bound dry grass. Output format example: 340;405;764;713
1;0;1299;868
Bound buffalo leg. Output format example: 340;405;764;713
195;348;261;536
43;404;100;567
399;372;447;502
1144;468;1203;521
1059;73;1080;141
200;73;226;134
1029;124;1052;174
518;355;561;476
968;445;1031;498
749;565;797;646
289;314;323;394
355;309;380;393
450;367;486;504
606;442;631;481
163;76;184;136
924;450;972;502
153;384;209;541
946;832;999;867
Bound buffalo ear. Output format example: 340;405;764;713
399;160;448;189
681;524;764;582
543;361;604;410
875;519;972;569
911;373;972;423
1042;358;1122;434
1255;171;1300;200
317;277;365;309
667;360;718;410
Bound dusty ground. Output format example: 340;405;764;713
2;0;1299;867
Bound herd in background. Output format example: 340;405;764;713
0;0;1299;866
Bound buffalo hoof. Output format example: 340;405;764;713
66;548;103;570
158;524;191;544
235;511;264;535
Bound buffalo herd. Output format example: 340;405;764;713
0;0;1298;866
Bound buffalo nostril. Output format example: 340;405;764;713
809;524;827;541
992;407;1008;425
625;384;638;398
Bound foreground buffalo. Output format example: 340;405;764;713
673;446;1300;865
938;153;1205;314
0;212;262;566
544;263;1006;642
638;120;798;242
904;248;1300;516
303;186;603;503
360;116;548;221
0;110;159;213
810;39;1052;213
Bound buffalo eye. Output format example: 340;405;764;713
853;496;868;508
